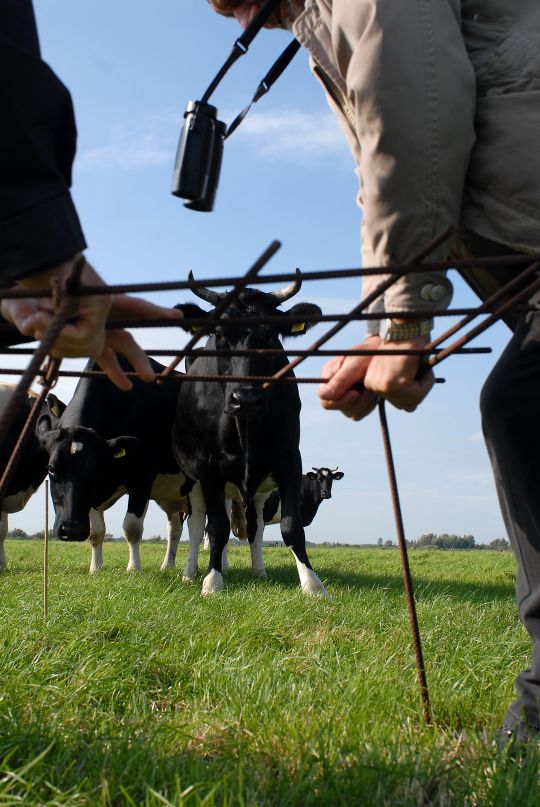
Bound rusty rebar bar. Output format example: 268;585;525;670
0;346;491;357
0;250;536;300
378;399;431;724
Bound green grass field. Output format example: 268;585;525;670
0;540;538;806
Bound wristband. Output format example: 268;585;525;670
384;318;433;342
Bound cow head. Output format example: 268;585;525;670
36;415;140;541
306;467;344;499
177;270;321;418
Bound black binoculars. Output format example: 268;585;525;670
171;101;226;213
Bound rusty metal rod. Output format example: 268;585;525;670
264;227;454;388
159;241;281;379
0;346;491;357
426;261;540;355
0;251;537;300
378;399;431;724
0;367;447;384
429;272;540;368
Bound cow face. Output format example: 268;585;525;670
178;271;321;419
37;415;140;541
306;467;344;499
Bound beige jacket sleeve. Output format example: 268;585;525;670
315;0;478;327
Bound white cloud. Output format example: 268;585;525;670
233;108;347;161
77;119;176;171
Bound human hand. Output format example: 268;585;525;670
1;256;183;391
363;336;434;412
318;336;382;421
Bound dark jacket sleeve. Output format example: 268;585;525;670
0;0;86;286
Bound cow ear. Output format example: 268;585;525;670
107;436;141;460
332;471;344;480
36;414;59;449
306;471;318;480
279;303;322;337
46;393;66;423
174;303;209;334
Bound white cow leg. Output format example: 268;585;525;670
161;512;183;571
88;509;106;573
124;508;146;572
248;495;267;578
183;485;205;582
0;513;8;569
290;548;330;598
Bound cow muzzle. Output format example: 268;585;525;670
226;386;265;417
56;520;90;542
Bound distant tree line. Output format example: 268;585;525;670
403;533;510;550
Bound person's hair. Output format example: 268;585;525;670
208;0;246;18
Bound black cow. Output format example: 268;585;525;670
172;271;329;597
0;385;64;568
37;358;204;573
260;467;344;526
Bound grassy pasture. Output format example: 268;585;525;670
0;540;539;806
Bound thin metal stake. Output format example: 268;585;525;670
44;479;49;620
378;399;431;724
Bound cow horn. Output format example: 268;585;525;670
270;268;302;304
188;271;222;306
312;467;318;472
331;467;339;473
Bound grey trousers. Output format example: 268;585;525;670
480;285;540;733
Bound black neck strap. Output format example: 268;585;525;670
201;0;295;104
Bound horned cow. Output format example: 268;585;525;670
173;271;329;597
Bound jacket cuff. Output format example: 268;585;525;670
0;190;87;286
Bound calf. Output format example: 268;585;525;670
173;271;329;597
37;359;204;572
0;386;64;568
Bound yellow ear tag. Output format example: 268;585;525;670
191;325;201;333
51;404;60;417
291;322;305;334
114;447;126;459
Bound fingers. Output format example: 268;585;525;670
95;346;134;392
105;330;155;383
320;387;379;421
109;295;184;322
364;351;435;412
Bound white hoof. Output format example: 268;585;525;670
201;569;224;596
126;564;141;573
161;560;175;571
252;568;267;579
302;579;331;599
182;563;197;582
89;565;102;574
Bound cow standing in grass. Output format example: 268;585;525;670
37;358;205;573
0;386;64;569
173;272;329;597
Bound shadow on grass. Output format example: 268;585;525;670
217;563;516;604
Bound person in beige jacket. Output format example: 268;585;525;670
208;0;540;745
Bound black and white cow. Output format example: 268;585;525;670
259;467;344;527
172;272;329;597
37;358;205;573
0;385;64;568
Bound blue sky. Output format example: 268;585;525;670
9;0;511;548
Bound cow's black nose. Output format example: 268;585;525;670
228;387;263;416
56;521;89;542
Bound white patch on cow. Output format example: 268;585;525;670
182;484;206;582
88;509;106;573
2;485;38;514
70;441;84;454
290;549;330;598
249;492;268;578
123;510;145;572
201;568;224;596
150;473;185;505
160;511;183;571
0;512;8;569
